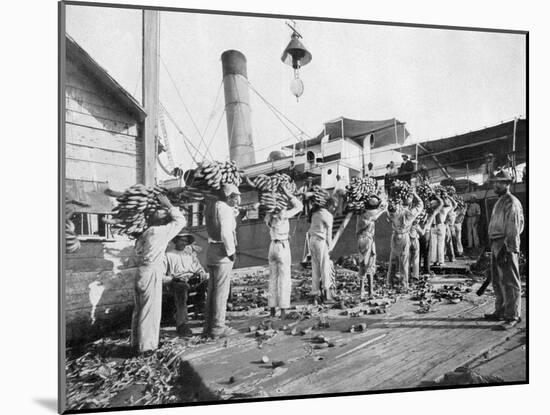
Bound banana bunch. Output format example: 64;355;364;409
259;191;290;214
65;201;80;254
108;184;169;239
192;160;242;190
253;173;297;194
310;185;331;208
345;176;378;213
388;179;412;206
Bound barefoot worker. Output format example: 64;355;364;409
264;187;303;319
356;195;387;298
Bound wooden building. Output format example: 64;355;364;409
64;35;147;344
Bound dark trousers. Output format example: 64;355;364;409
491;244;521;320
419;233;431;274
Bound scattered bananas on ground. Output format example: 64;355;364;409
344;176;379;213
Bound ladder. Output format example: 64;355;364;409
158;108;176;171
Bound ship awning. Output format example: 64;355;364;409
399;119;527;171
285;117;409;151
66;179;115;214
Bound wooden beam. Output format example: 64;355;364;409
418;143;452;180
417;135;508;159
142;10;160;186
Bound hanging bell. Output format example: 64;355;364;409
281;33;312;69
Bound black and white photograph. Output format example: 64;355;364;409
59;1;528;412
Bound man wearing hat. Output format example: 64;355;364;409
399;154;415;184
165;231;207;336
485;170;524;329
131;194;186;355
202;183;241;339
297;177;315;215
356;195;387;298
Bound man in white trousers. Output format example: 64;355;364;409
131;194;186;356
308;198;337;303
386;191;423;291
264;187;303;319
430;194;456;266
465;197;481;249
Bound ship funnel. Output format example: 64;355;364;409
221;50;256;168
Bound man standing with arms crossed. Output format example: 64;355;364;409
132;194;186;356
484;170;524;330
203;184;241;339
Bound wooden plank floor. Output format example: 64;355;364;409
171;281;526;400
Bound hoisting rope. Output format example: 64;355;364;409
159;102;204;165
160;56;214;160
157;109;175;170
245;77;312;141
192;80;224;163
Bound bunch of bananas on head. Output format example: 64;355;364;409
310;185;331;209
345;176;379;213
108;184;171;239
192;160;242;190
254;173;297;215
388;179;412;206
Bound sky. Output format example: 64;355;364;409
65;4;526;175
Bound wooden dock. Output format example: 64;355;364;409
163;279;526;402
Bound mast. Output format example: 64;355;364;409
142;10;160;185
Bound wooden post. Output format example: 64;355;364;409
142;10;160;186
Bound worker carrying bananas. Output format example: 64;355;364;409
356;195;387;299
131;194;186;356
430;193;457;266
202;183;241;339
164;232;208;337
308;198;337;303
386;191;424;291
264;186;303;319
484;170;524;330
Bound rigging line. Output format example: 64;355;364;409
201;108;227;163
245;77;312;139
159;56;213;158
234;134;299;160
193;80;224;163
160;102;205;164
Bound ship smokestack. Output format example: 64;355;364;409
221;50;256;168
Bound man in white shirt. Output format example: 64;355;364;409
165;232;207;336
386;191;424;290
333;174;348;216
430;195;456;266
308;198;337;302
131;194;186;355
264;187;303;319
203;184;241;339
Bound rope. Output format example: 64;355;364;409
192;80;224;163
160;56;213;159
160;102;204;165
245;77;312;140
202;108;227;163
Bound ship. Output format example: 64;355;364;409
63;18;527;346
